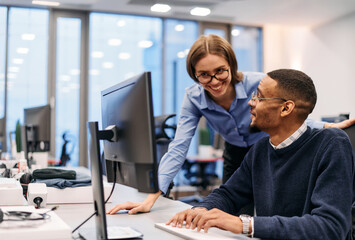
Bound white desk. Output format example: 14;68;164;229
53;183;249;240
52;184;190;239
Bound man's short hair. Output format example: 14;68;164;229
267;69;317;120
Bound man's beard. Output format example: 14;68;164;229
249;124;261;133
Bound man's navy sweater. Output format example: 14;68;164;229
195;127;354;239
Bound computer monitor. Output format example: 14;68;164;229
82;72;159;240
22;104;51;167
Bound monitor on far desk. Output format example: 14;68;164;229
21;104;51;168
80;72;159;240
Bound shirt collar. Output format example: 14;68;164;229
270;121;307;149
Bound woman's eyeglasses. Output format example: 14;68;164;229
195;68;229;84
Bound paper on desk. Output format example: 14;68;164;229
107;226;143;239
155;223;250;240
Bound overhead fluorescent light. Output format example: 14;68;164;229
22;34;36;41
190;7;211;16
17;48;29;54
32;1;60;6
108;38;122;46
177;51;185;58
231;29;240;37
89;69;100;76
151;4;171;13
174;24;184;32
102;62;114;69
118;53;131;60
8;67;19;73
13;58;24;64
117;20;126;27
138;40;153;48
91;51;104;58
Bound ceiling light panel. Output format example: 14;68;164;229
151;4;171;13
190;7;211;16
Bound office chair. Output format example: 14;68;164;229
342;125;355;239
343;125;355;153
154;114;176;198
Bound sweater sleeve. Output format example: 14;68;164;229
193;151;254;215
254;131;354;240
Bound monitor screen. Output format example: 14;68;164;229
23;104;50;152
101;72;158;193
81;72;159;240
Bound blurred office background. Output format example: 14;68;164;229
0;0;354;173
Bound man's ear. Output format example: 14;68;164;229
280;101;295;117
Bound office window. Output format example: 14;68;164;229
164;19;198;115
88;13;163;124
232;26;263;72
0;7;7;118
55;17;82;166
6;7;49;145
164;19;198;156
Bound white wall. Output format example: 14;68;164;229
263;13;355;121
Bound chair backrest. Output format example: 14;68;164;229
343;125;355;153
154;114;176;140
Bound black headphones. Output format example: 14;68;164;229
0;206;57;223
0;163;11;178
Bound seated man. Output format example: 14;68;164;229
167;69;355;240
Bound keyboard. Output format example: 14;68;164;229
155;223;251;240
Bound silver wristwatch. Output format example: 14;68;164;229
239;214;252;235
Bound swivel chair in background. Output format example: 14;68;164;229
154;114;176;198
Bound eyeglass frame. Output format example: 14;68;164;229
195;68;230;84
250;91;287;106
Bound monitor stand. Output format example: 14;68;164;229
79;122;143;240
80;121;109;240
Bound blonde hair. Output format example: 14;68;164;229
186;34;241;84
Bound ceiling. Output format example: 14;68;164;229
1;0;355;27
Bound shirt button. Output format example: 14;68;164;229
234;128;238;131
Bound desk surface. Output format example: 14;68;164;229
52;183;248;240
51;184;191;240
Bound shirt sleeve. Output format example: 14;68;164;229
306;118;326;129
254;131;354;240
158;92;201;193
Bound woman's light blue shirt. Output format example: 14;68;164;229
158;72;324;193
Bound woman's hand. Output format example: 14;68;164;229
107;191;161;215
324;118;355;129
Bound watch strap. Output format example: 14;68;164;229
239;214;251;235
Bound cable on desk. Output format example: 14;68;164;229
71;163;117;234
